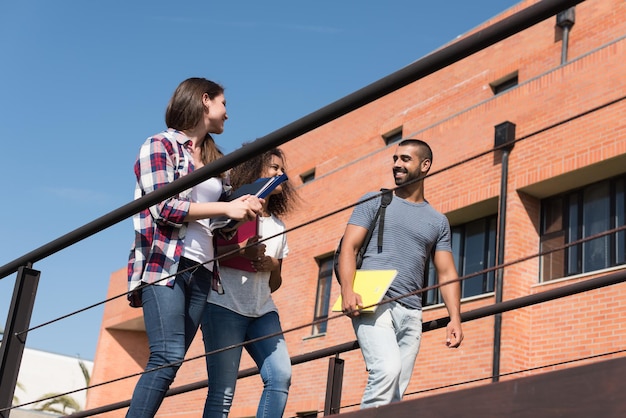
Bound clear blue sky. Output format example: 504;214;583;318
0;0;521;361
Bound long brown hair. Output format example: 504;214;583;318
165;77;225;168
230;148;299;217
200;134;225;167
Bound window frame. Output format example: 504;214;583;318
424;214;497;306
300;168;316;184
382;127;403;146
311;255;334;335
540;175;626;282
490;71;519;95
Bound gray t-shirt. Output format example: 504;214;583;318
348;191;452;309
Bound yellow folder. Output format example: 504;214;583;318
332;269;398;313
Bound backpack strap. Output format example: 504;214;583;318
333;188;394;283
376;188;393;252
361;200;383;256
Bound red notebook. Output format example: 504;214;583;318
215;218;259;272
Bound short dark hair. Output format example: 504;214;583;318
398;139;433;162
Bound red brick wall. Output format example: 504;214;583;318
88;0;626;416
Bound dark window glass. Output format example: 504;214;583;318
425;215;497;306
463;219;489;296
300;169;316;184
541;233;566;281
567;194;580;275
383;129;403;145
616;179;625;264
540;175;626;281
582;182;610;271
486;217;497;292
543;198;563;234
312;256;333;335
491;72;519;95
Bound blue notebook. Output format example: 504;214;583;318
225;173;288;201
214;174;288;233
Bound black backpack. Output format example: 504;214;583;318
333;189;393;283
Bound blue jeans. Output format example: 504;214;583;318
352;301;422;408
126;257;212;418
201;304;292;418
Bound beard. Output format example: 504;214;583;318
393;168;421;187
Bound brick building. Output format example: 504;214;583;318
87;0;626;416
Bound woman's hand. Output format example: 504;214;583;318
226;195;264;221
252;255;278;272
242;235;266;260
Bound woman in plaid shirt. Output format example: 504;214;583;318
126;78;263;418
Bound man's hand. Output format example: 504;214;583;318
337;224;369;317
445;318;463;348
341;290;364;317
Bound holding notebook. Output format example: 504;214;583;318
335;139;464;409
332;270;397;313
212;173;289;235
215;218;259;272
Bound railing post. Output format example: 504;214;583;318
0;265;41;418
323;354;344;415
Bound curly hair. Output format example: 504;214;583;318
230;148;299;217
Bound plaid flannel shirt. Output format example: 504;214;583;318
127;129;193;307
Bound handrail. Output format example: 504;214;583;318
64;269;626;418
1;0;594;416
0;0;585;280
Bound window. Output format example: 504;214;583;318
490;71;519;95
312;256;333;335
540;175;626;281
424;215;497;306
300;168;315;184
382;127;403;145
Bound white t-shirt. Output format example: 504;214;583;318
208;214;288;317
182;177;224;270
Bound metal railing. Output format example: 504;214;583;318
0;0;589;416
63;269;626;417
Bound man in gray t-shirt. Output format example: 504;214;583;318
337;139;464;409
